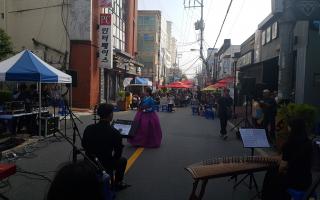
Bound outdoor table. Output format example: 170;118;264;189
0;110;49;134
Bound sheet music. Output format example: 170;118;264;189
239;129;270;148
113;124;131;136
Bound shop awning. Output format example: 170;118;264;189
123;77;152;87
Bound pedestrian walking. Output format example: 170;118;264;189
167;93;175;112
217;89;233;140
128;88;162;148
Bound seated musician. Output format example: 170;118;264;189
262;117;313;200
47;161;111;200
82;103;130;191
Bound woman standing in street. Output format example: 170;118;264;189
128;88;162;148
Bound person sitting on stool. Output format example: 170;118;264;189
82;103;130;191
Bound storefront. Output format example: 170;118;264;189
104;50;143;103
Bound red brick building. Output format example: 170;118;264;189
69;0;141;109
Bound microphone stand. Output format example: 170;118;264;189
93;105;99;124
61;97;82;163
55;129;97;168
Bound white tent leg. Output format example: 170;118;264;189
39;82;41;136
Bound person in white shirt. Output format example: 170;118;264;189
167;93;175;112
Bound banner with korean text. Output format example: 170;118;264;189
99;13;113;69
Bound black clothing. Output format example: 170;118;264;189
218;96;233;136
282;139;313;190
262;138;313;200
219;117;228;135
261;97;277;119
82;121;126;183
261;97;277;141
217;96;233;118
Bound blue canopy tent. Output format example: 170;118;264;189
0;50;72;136
134;77;151;85
123;77;152;87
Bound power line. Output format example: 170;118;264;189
36;0;50;40
206;0;234;63
180;56;200;67
182;57;200;73
205;0;214;21
61;0;70;40
177;41;198;46
212;0;233;49
226;0;246;38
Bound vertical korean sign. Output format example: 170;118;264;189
99;13;113;69
99;0;112;7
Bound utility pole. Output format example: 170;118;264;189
184;0;209;81
277;0;295;100
276;0;320;100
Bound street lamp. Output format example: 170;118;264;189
232;52;240;115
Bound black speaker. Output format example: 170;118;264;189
240;77;256;95
66;70;78;87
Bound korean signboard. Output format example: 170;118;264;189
99;13;113;69
99;0;112;8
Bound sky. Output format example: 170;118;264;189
138;0;272;78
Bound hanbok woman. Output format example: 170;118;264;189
128;88;162;148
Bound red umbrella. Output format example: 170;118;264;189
180;80;193;85
166;82;192;89
217;77;234;84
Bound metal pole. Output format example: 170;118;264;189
3;0;7;32
39;82;42;136
199;0;205;62
233;61;236;115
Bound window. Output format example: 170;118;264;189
310;20;320;31
272;22;278;39
143;34;154;41
262;30;266;45
266;27;271;43
143;16;155;25
138;16;143;25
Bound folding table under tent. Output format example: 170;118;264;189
0;50;72;136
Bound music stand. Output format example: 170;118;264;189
233;128;270;195
230;95;252;138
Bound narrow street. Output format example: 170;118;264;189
3;107;265;200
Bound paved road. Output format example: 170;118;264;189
3;107;265;200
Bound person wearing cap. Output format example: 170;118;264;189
82;103;129;191
217;88;233;140
260;89;277;143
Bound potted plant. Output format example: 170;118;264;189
0;90;12;104
116;90;126;111
276;103;318;152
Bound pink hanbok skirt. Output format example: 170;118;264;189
128;111;162;148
